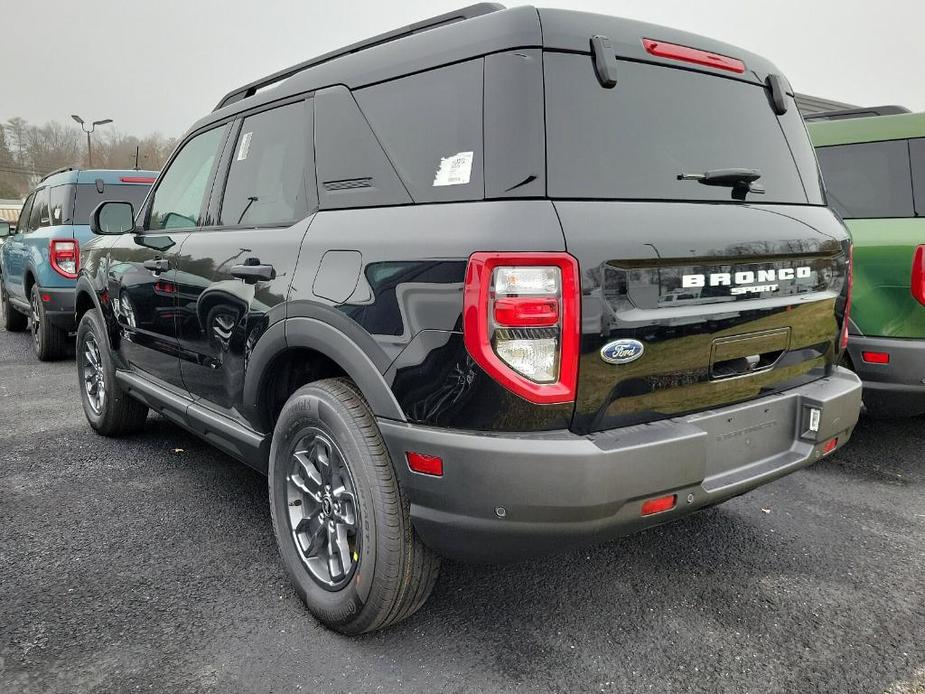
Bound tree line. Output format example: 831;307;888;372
0;117;177;199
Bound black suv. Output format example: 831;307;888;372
76;4;862;633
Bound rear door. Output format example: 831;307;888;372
543;52;849;434
174;99;316;423
815;138;925;339
106;125;229;391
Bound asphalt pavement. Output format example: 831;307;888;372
1;324;923;694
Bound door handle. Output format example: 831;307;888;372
231;260;276;283
143;258;169;273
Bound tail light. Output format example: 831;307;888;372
463;252;580;404
50;239;79;279
840;244;853;351
912;245;925;306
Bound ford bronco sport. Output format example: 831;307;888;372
0;168;155;359
808;110;925;417
74;4;862;634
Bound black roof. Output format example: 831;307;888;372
188;4;784;137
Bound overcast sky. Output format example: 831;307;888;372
5;0;924;138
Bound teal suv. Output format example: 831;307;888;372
0;168;154;359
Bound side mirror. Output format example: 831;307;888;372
90;201;136;235
0;221;10;238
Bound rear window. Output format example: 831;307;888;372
544;55;822;204
815;140;914;219
356;59;484;203
75;183;151;225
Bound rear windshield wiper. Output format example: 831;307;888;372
678;168;765;200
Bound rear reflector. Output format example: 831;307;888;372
120;176;156;184
861;351;890;364
406;452;443;477
642;38;746;74
822;438;838;455
641;494;677;516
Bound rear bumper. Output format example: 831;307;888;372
847;335;925;417
37;286;76;330
379;367;862;562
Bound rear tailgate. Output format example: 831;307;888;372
559;201;848;433
540;12;850;434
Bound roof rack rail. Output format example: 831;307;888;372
40;166;76;182
804;105;911;122
213;3;506;112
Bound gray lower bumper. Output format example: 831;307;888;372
38;285;76;330
379;367;862;562
847;335;925;417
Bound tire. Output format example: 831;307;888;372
30;284;68;360
268;377;440;634
1;281;27;332
76;308;148;436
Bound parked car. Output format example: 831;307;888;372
0;220;12;250
74;3;861;634
808;111;925;417
0;168;155;359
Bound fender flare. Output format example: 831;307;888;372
243;316;407;425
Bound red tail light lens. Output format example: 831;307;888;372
642;38;746;74
822;438;839;455
493;297;559;327
912;245;925;307
49;239;79;279
840;245;854;351
464;252;580;404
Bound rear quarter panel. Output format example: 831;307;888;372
847;218;925;338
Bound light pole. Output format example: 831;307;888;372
71;115;113;168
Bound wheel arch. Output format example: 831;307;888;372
244;317;406;434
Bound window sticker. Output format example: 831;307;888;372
237;131;253;161
432;151;473;187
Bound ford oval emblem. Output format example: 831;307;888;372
600;339;645;365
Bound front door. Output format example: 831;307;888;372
2;192;34;300
107;124;229;391
175;99;316;423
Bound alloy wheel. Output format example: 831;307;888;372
286;428;360;590
30;293;40;349
81;332;106;415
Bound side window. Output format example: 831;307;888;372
16;193;35;233
911;138;925;216
148;126;226;231
815;140;914;219
49;185;75;225
219;101;311;226
28;188;50;231
355;59;484;203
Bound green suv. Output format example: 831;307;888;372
809;111;925;417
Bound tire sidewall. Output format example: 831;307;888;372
76;309;117;430
269;385;384;632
